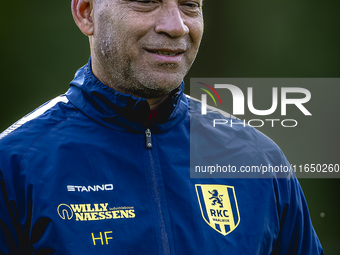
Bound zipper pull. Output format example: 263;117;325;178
145;129;152;149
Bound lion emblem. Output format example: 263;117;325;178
209;189;223;208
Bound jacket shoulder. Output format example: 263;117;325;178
0;95;77;160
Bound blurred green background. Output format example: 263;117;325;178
0;0;339;253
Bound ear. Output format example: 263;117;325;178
72;0;94;36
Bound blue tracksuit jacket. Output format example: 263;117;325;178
0;61;323;254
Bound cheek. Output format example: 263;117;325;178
192;23;204;46
118;24;151;57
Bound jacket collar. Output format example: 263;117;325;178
66;59;188;133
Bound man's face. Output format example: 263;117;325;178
91;0;204;98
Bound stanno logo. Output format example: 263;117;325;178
195;184;240;236
67;184;114;192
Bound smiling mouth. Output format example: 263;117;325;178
145;49;184;56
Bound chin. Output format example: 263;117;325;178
133;73;183;97
148;81;182;95
128;82;178;99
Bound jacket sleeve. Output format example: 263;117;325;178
0;172;23;255
271;174;324;255
0;137;31;255
0;134;55;255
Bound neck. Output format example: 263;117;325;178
146;94;172;111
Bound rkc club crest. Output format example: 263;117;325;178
195;184;240;236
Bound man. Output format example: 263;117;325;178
0;0;323;254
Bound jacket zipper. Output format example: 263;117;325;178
145;128;171;254
145;129;152;149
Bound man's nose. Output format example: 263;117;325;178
155;5;189;38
